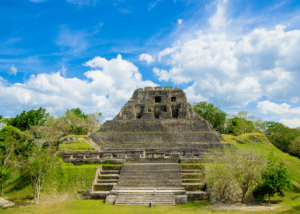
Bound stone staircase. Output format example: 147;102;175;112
81;165;121;199
181;165;209;201
105;162;186;205
114;191;175;206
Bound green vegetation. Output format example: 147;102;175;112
4;107;49;131
223;133;300;184
193;101;227;132
59;140;95;151
253;152;292;204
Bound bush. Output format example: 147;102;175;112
253;152;292;204
205;147;267;203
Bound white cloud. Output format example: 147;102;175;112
178;19;183;25
9;64;17;75
158;46;178;62
209;0;228;31
0;55;156;118
139;54;155;65
153;67;170;82
257;100;300;114
280;118;300;128
153;24;300;107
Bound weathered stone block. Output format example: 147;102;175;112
105;195;117;204
175;195;187;204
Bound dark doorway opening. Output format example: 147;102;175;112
155;96;161;103
171;97;176;102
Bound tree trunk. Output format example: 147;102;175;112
268;195;271;205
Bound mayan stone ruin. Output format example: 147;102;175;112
88;86;223;159
63;86;224;205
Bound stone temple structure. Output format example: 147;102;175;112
88;86;223;159
63;86;225;205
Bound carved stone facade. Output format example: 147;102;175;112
115;86;200;121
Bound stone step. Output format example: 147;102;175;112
93;183;116;191
114;192;175;206
181;165;205;170
182;173;201;179
182;183;206;191
182;179;203;183
101;170;120;175
102;165;122;170
181;170;204;173
98;174;119;179
97;179;119;183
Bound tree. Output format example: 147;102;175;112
288;136;300;158
193;101;227;132
49;109;102;136
0;126;31;196
253;152;292;204
205;147;266;203
0;115;3;122
6;107;49;131
66;108;88;119
20;125;60;204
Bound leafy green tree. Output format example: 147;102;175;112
45;109;102;136
0;126;31;196
193;101;227;132
0;115;3;122
253;152;292;204
226;117;254;135
20;125;60;204
66;108;88;119
6;107;49;131
288;136;300;158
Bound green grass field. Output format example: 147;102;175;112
1;133;300;213
58;140;95;151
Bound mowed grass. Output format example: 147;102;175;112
1;195;300;214
59;140;95;151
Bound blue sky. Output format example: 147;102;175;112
1;0;300;128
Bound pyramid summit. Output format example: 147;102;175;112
89;86;223;158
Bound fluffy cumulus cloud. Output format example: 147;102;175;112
154;25;300;107
0;55;156;119
138;54;155;65
257;100;300;114
255;100;300;128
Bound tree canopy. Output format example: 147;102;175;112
193;101;227;132
5;107;49;131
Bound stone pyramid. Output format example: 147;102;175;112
90;86;223;160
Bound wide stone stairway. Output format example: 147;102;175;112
106;162;186;206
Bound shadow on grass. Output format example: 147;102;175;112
6;174;31;192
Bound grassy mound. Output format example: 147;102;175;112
58;140;95;151
222;133;300;184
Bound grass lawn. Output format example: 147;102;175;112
1;195;300;214
59;140;95;151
